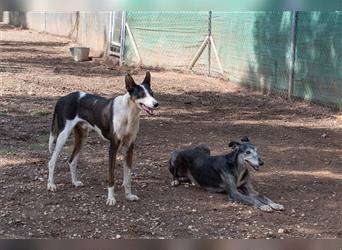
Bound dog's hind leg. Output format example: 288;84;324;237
48;109;58;153
47;120;74;191
169;150;181;187
48;133;56;154
122;143;139;201
68;124;88;187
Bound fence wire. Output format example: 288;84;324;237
124;11;342;106
124;11;209;73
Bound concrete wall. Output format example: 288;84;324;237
3;11;113;57
2;11;27;27
76;12;112;57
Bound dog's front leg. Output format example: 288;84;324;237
255;195;284;211
242;180;284;211
106;138;120;206
223;174;270;211
228;190;270;212
123;143;139;201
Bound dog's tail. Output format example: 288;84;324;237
48;108;58;154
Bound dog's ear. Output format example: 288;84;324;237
125;73;136;93
241;136;250;142
143;71;151;86
229;141;240;149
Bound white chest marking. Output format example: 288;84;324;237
113;94;140;142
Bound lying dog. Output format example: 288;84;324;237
169;137;284;212
47;72;158;205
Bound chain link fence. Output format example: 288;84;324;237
123;11;341;106
124;11;209;74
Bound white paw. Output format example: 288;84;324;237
73;181;84;187
47;182;57;192
171;180;180;187
270;203;284;211
259;205;273;212
106;197;116;206
126;194;140;201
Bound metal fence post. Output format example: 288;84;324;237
119;11;127;66
208;11;212;76
44;11;46;32
288;11;298;101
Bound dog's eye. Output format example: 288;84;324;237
246;151;251;155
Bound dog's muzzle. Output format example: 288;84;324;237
140;103;154;115
245;159;262;171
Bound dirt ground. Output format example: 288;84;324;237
0;24;341;239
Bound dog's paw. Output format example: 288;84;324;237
270;203;284;211
106;197;116;206
47;182;57;192
259;205;273;212
171;180;180;187
126;194;140;201
73;181;84;187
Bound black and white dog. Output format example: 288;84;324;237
169;137;284;212
47;72;158;205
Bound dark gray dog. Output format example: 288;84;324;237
169;137;284;212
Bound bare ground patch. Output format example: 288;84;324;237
0;25;341;239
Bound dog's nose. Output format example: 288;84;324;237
153;102;159;108
259;158;264;166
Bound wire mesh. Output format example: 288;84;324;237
124;11;342;106
124;11;209;73
294;11;342;105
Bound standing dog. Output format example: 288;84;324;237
169;137;284;212
47;72;158;205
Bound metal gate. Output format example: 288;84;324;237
108;11;125;65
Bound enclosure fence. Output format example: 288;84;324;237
123;11;342;107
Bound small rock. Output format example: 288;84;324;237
115;234;121;239
278;228;285;234
201;100;210;106
53;67;61;73
321;133;327;138
266;231;273;237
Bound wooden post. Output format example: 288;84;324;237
209;36;224;75
125;22;141;65
288;11;298;101
189;36;209;70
